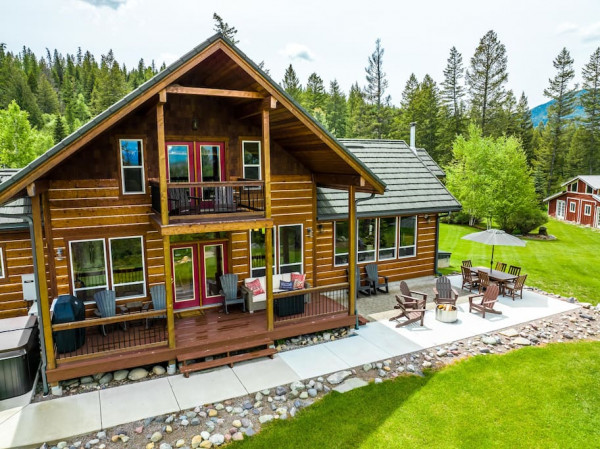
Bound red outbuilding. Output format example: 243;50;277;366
544;175;600;227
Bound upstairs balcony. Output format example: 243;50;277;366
150;179;266;223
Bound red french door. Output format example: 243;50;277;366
171;242;228;310
165;142;225;185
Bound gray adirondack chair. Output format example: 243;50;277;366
433;276;458;306
220;274;245;314
347;267;371;297
94;289;124;336
146;284;167;328
365;263;389;294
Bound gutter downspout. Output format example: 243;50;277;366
0;212;49;395
434;212;451;277
353;193;376;329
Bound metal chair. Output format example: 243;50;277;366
365;263;389;295
220;274;246;314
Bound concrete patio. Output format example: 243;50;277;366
0;275;580;448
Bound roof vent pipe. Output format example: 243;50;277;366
409;122;417;153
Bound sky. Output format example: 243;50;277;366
3;0;600;108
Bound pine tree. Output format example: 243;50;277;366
514;92;534;164
364;39;390;139
441;47;466;138
53;114;66;143
281;64;303;102
467;30;508;136
346;82;368;138
541;47;577;195
581;47;600;174
36;73;60;114
304;72;327;113
326;79;347;137
212;13;239;44
90;50;127;115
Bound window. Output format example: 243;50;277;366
167;144;190;182
398;216;417;257
569;201;576;213
570;182;578;192
120;139;145;194
109;237;146;299
556;200;566;219
334;221;349;266
586;185;593;194
378;217;397;260
0;247;6;280
70;236;146;302
249;229;275;277
242;141;261;180
584;204;592;216
357;219;376;262
278;224;303;274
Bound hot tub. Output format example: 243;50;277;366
0;315;40;400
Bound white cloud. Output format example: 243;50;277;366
556;22;578;34
77;0;128;9
280;43;315;62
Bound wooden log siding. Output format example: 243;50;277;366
0;232;35;319
316;215;437;286
47;179;165;306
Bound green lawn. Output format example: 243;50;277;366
439;219;600;305
232;342;600;448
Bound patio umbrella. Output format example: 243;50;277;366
461;229;526;272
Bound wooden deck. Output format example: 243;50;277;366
46;306;355;383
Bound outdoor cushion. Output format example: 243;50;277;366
279;280;294;291
291;273;306;290
246;278;264;296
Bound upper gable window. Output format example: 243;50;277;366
586;185;593;194
120;139;145;194
242;141;261;180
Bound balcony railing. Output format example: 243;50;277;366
150;180;265;219
273;283;350;324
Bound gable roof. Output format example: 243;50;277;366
561;175;600;190
0;33;384;204
415;147;445;177
317;140;461;220
0;170;30;229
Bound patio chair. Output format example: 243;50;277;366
347;267;371;296
397;281;427;308
461;265;480;292
462;260;473;268
220;274;246;314
365;263;389;295
389;295;426;328
145;284;167;329
477;270;492;293
495;262;507;272
504;274;527;300
469;283;501;318
433;276;458;306
93;289;125;336
508;265;521;276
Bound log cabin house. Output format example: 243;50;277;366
544;175;600;228
0;34;459;389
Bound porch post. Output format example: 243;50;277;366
265;226;274;331
262;105;272;217
157;90;169;226
348;185;357;317
162;235;176;349
31;194;56;370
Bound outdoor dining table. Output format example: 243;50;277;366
470;266;518;294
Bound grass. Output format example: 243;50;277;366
231;342;600;448
439;219;600;305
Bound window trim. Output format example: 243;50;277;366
333;221;349;267
277;223;304;274
569;201;576;213
248;229;276;278
69;238;109;301
586;185;593;194
0;245;7;281
398;215;418;259
119;138;146;195
108;236;147;300
378;217;398;261
357;218;377;263
584;204;592;216
241;140;262;181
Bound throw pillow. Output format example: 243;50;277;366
279;280;294;291
290;273;306;290
246;278;265;296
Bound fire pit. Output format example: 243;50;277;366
435;304;458;323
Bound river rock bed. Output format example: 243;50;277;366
40;297;599;449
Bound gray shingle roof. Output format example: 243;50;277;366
0;170;30;229
415;147;445;177
561;175;600;190
317;140;461;220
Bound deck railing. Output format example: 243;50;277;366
273;283;350;324
150;180;265;219
52;310;168;363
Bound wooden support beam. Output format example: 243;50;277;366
314;173;361;188
262;108;272;218
348;185;357;318
263;96;277;110
166;85;265;99
32;194;56;370
265;226;274;331
26;179;49;197
159;89;167;104
237;96;277;120
162;236;176;349
156;98;169;226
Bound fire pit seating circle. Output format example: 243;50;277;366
435;304;458;323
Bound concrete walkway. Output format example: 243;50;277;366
0;276;580;448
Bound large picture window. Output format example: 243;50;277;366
70;236;146;302
120;139;145;194
334;221;349;266
242;141;261;180
398;216;417;257
357;219;376;262
249;229;275;277
378;217;397;260
278;224;303;274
